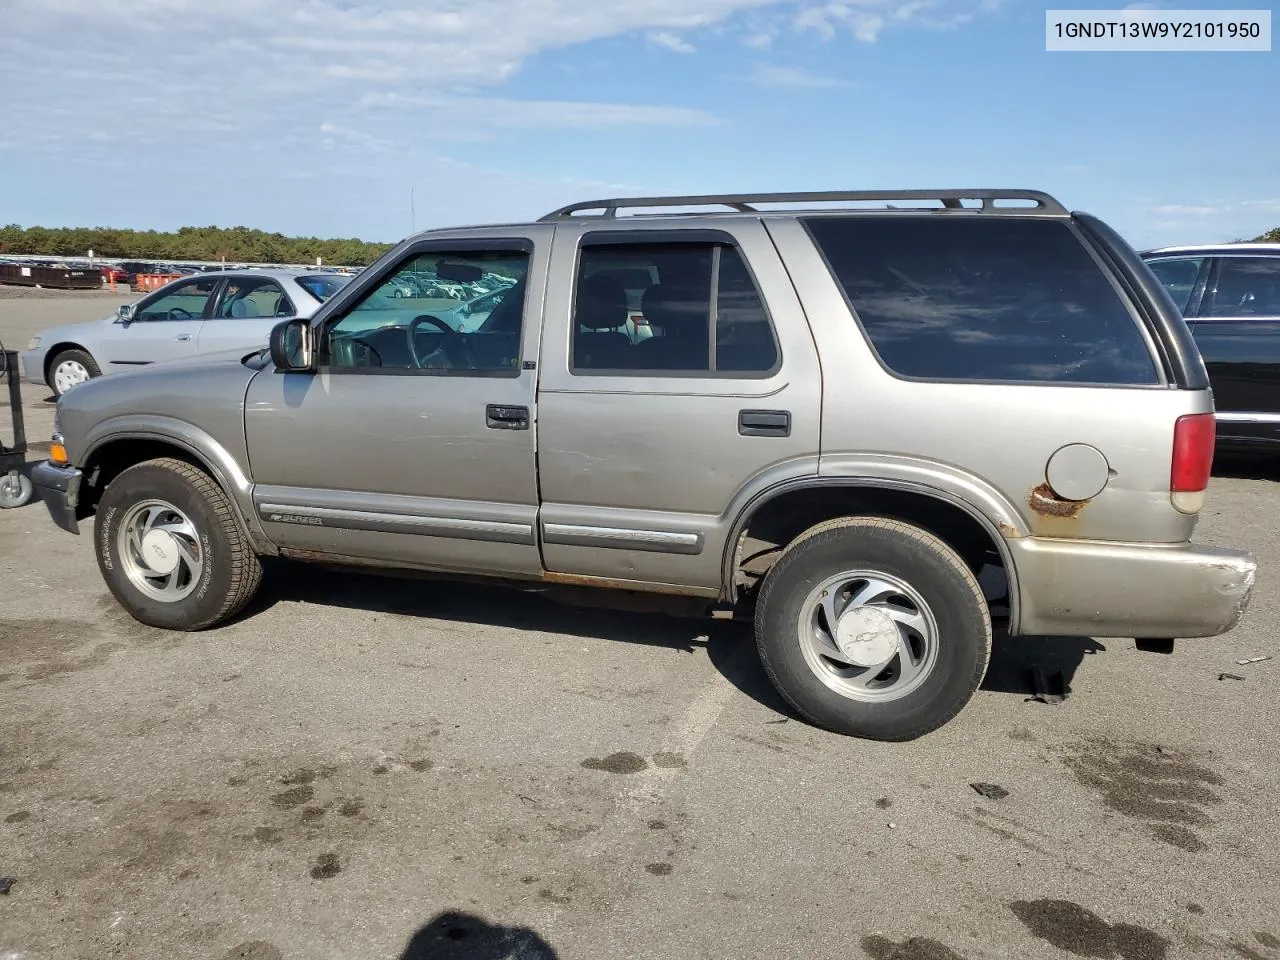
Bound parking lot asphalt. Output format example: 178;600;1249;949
1;293;1278;960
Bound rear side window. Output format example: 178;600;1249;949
1145;257;1204;313
805;217;1160;385
1205;257;1280;317
571;243;779;375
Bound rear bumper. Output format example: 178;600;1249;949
1010;536;1256;639
31;460;81;534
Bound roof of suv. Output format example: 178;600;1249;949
406;189;1076;239
536;189;1071;221
1142;243;1280;258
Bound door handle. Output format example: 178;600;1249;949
739;409;791;437
176;333;192;342
486;404;530;431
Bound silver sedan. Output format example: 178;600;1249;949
20;269;352;396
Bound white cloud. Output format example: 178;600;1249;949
649;31;697;53
1150;204;1222;216
0;0;1004;237
749;63;853;89
1132;198;1280;247
794;0;1006;42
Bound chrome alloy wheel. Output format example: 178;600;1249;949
798;570;940;702
117;499;204;602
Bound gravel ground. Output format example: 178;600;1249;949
1;296;1278;960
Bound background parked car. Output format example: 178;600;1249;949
98;264;129;285
19;269;352;396
1142;244;1280;449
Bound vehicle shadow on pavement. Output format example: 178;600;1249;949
399;909;558;959
982;632;1106;700
246;560;1100;714
246;559;801;718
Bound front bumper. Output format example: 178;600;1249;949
31;460;82;534
19;350;47;387
1010;536;1256;639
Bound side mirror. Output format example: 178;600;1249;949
269;318;316;373
117;304;134;325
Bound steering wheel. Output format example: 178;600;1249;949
408;314;472;369
168;307;194;321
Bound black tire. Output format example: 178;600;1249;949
755;516;991;741
94;457;263;630
47;347;101;397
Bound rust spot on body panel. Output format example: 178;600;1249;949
1028;483;1089;520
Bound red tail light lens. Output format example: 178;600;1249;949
1171;413;1215;493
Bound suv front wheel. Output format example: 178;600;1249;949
95;458;263;630
755;516;992;741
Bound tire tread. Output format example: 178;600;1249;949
103;457;262;630
755;515;991;741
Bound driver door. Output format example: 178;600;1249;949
98;276;221;369
242;232;548;577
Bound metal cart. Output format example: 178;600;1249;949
0;348;34;509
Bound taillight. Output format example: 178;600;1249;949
1170;413;1215;513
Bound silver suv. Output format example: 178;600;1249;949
31;189;1257;741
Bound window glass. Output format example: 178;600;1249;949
1205;257;1280;317
325;250;527;374
572;243;778;375
805;216;1159;384
219;277;293;319
716;246;779;372
135;277;219;322
296;273;352;303
1145;257;1203;313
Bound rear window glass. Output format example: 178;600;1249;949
805;217;1160;385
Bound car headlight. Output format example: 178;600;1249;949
26;337;41;350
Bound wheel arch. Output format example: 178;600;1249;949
721;477;1021;631
43;342;94;382
78;420;273;553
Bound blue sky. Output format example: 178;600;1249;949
0;0;1275;248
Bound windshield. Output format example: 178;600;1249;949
296;273;353;302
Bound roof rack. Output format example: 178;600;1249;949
539;189;1069;222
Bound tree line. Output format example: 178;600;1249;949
2;221;1276;265
0;224;394;266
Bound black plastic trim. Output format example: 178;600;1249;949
1072;212;1209;390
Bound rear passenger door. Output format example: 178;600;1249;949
536;222;823;593
198;275;296;357
1184;255;1280;435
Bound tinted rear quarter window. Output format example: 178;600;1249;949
805;217;1160;385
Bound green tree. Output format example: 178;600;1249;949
0;224;393;266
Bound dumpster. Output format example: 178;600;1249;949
0;263;101;290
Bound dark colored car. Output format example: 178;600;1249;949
1142;244;1280;450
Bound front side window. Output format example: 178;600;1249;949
1205;257;1280;318
135;277;219;322
324;249;528;375
805;216;1160;385
219;277;293;319
571;242;779;375
1145;257;1204;313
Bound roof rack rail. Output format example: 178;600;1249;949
539;189;1069;222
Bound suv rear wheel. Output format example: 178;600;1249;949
755;517;991;741
95;457;263;630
